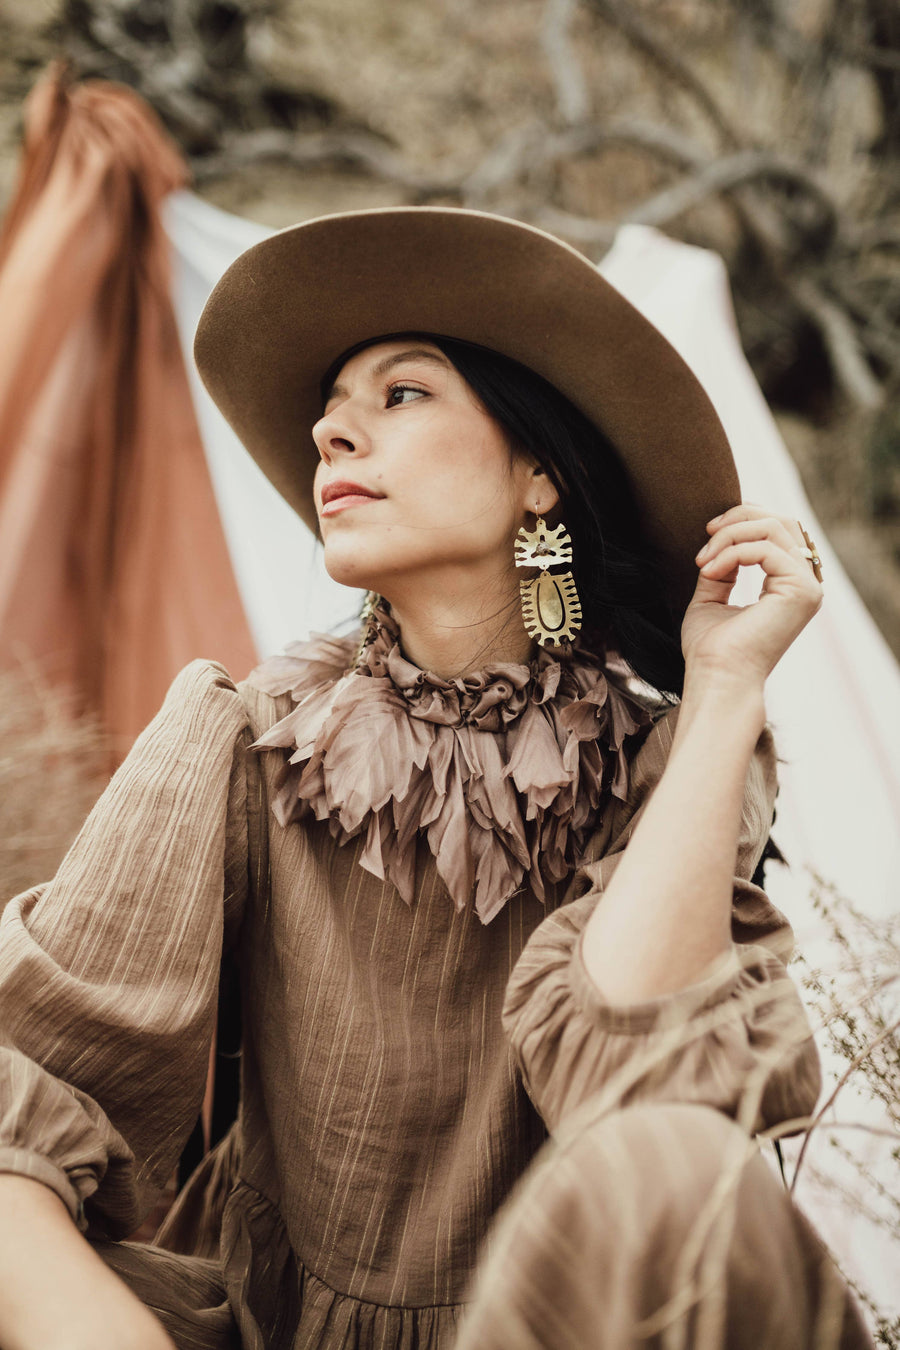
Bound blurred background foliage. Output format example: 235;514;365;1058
1;0;899;659
2;0;898;663
0;0;899;641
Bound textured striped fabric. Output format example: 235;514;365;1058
0;658;836;1348
456;1101;873;1350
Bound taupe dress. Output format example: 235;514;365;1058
0;614;868;1348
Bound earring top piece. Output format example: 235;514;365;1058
514;518;574;572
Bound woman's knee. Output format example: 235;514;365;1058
554;1099;755;1222
459;1102;870;1349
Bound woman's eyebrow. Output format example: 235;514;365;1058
325;349;449;403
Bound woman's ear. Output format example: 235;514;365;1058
527;464;560;517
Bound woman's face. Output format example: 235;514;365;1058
312;338;556;600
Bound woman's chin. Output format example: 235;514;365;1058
321;544;384;593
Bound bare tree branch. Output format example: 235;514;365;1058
191;128;450;196
463;116;712;211
530;204;618;247
540;0;591;125
625;149;837;238
827;276;900;368
541;117;708;168
587;0;745;150
841;221;900;254
460;122;548;206
832;41;900;72
788;277;886;410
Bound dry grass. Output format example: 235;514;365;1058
792;880;900;1348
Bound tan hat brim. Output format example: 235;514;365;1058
194;206;739;622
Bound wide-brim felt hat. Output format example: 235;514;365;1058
194;206;740;623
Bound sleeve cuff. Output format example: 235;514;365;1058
571;937;742;1033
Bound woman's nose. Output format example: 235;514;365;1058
312;409;369;465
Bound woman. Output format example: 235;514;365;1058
0;207;867;1350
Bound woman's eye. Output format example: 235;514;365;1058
386;384;427;407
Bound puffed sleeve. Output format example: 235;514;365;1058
504;704;821;1136
0;660;251;1238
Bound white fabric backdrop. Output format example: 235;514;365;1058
164;192;358;655
164;191;900;1315
600;226;900;926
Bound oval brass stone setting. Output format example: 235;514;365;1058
536;574;564;632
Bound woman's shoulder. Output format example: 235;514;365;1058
151;638;357;748
124;659;252;773
155;658;248;722
166;657;243;702
619;692;776;792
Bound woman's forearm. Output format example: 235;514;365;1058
0;1173;175;1350
581;670;767;1005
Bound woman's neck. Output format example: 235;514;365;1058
385;590;535;678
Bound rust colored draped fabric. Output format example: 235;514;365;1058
0;66;256;759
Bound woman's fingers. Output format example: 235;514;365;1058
698;509;822;595
684;502;824;684
698;538;823;609
705;503;812;560
699;536;786;573
698;514;800;564
706;502;805;544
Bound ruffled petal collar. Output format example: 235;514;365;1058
248;606;656;924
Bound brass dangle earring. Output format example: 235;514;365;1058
515;512;583;646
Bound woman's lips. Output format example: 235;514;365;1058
319;481;385;517
320;492;383;517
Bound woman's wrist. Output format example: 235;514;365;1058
678;659;767;741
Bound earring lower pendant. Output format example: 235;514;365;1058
515;516;583;646
519;572;582;645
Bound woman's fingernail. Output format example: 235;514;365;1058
696;544;710;561
708;514;722;526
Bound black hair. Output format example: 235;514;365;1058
320;333;685;697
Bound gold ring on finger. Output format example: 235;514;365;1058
797;522;823;583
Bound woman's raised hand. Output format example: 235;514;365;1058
681;502;823;689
